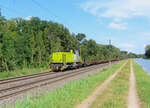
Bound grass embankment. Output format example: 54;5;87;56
13;61;126;108
133;60;150;108
0;67;49;80
89;60;130;108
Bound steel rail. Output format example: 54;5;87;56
0;64;104;93
0;64;103;84
0;64;108;100
0;72;56;84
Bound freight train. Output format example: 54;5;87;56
50;50;119;71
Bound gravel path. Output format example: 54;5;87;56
0;62;118;107
128;60;140;108
76;61;127;108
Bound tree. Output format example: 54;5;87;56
76;33;86;42
145;45;150;58
128;52;137;58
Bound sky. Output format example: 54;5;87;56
1;0;150;54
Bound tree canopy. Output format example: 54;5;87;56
0;14;141;72
145;45;150;58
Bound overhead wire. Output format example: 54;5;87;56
0;0;22;17
31;0;58;18
0;0;70;27
31;0;70;26
0;4;21;15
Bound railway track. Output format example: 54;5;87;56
0;71;56;84
0;62;116;100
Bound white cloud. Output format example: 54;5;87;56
119;43;135;49
119;43;136;50
144;44;147;48
119;43;136;52
138;32;150;41
108;22;127;30
81;0;150;22
25;16;33;20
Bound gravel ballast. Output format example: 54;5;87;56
0;62;118;107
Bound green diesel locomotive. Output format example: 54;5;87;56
50;50;82;71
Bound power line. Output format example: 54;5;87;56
0;3;22;15
0;0;69;26
0;0;30;17
31;0;70;27
31;0;58;18
109;39;112;65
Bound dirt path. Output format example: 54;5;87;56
128;60;140;108
76;61;127;108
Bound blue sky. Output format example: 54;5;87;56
1;0;150;54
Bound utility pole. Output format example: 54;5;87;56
0;8;1;16
109;39;111;66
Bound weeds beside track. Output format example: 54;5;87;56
12;61;125;108
89;60;130;108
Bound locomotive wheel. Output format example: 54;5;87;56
60;65;65;71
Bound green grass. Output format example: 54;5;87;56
133;60;150;108
10;61;126;108
0;67;50;80
89;60;130;108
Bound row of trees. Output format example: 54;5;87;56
0;16;80;72
80;40;122;61
0;13;139;72
145;45;150;58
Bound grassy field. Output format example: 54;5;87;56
89;60;130;108
133;60;150;108
11;61;126;108
0;67;49;80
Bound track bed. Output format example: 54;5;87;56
0;61;118;107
